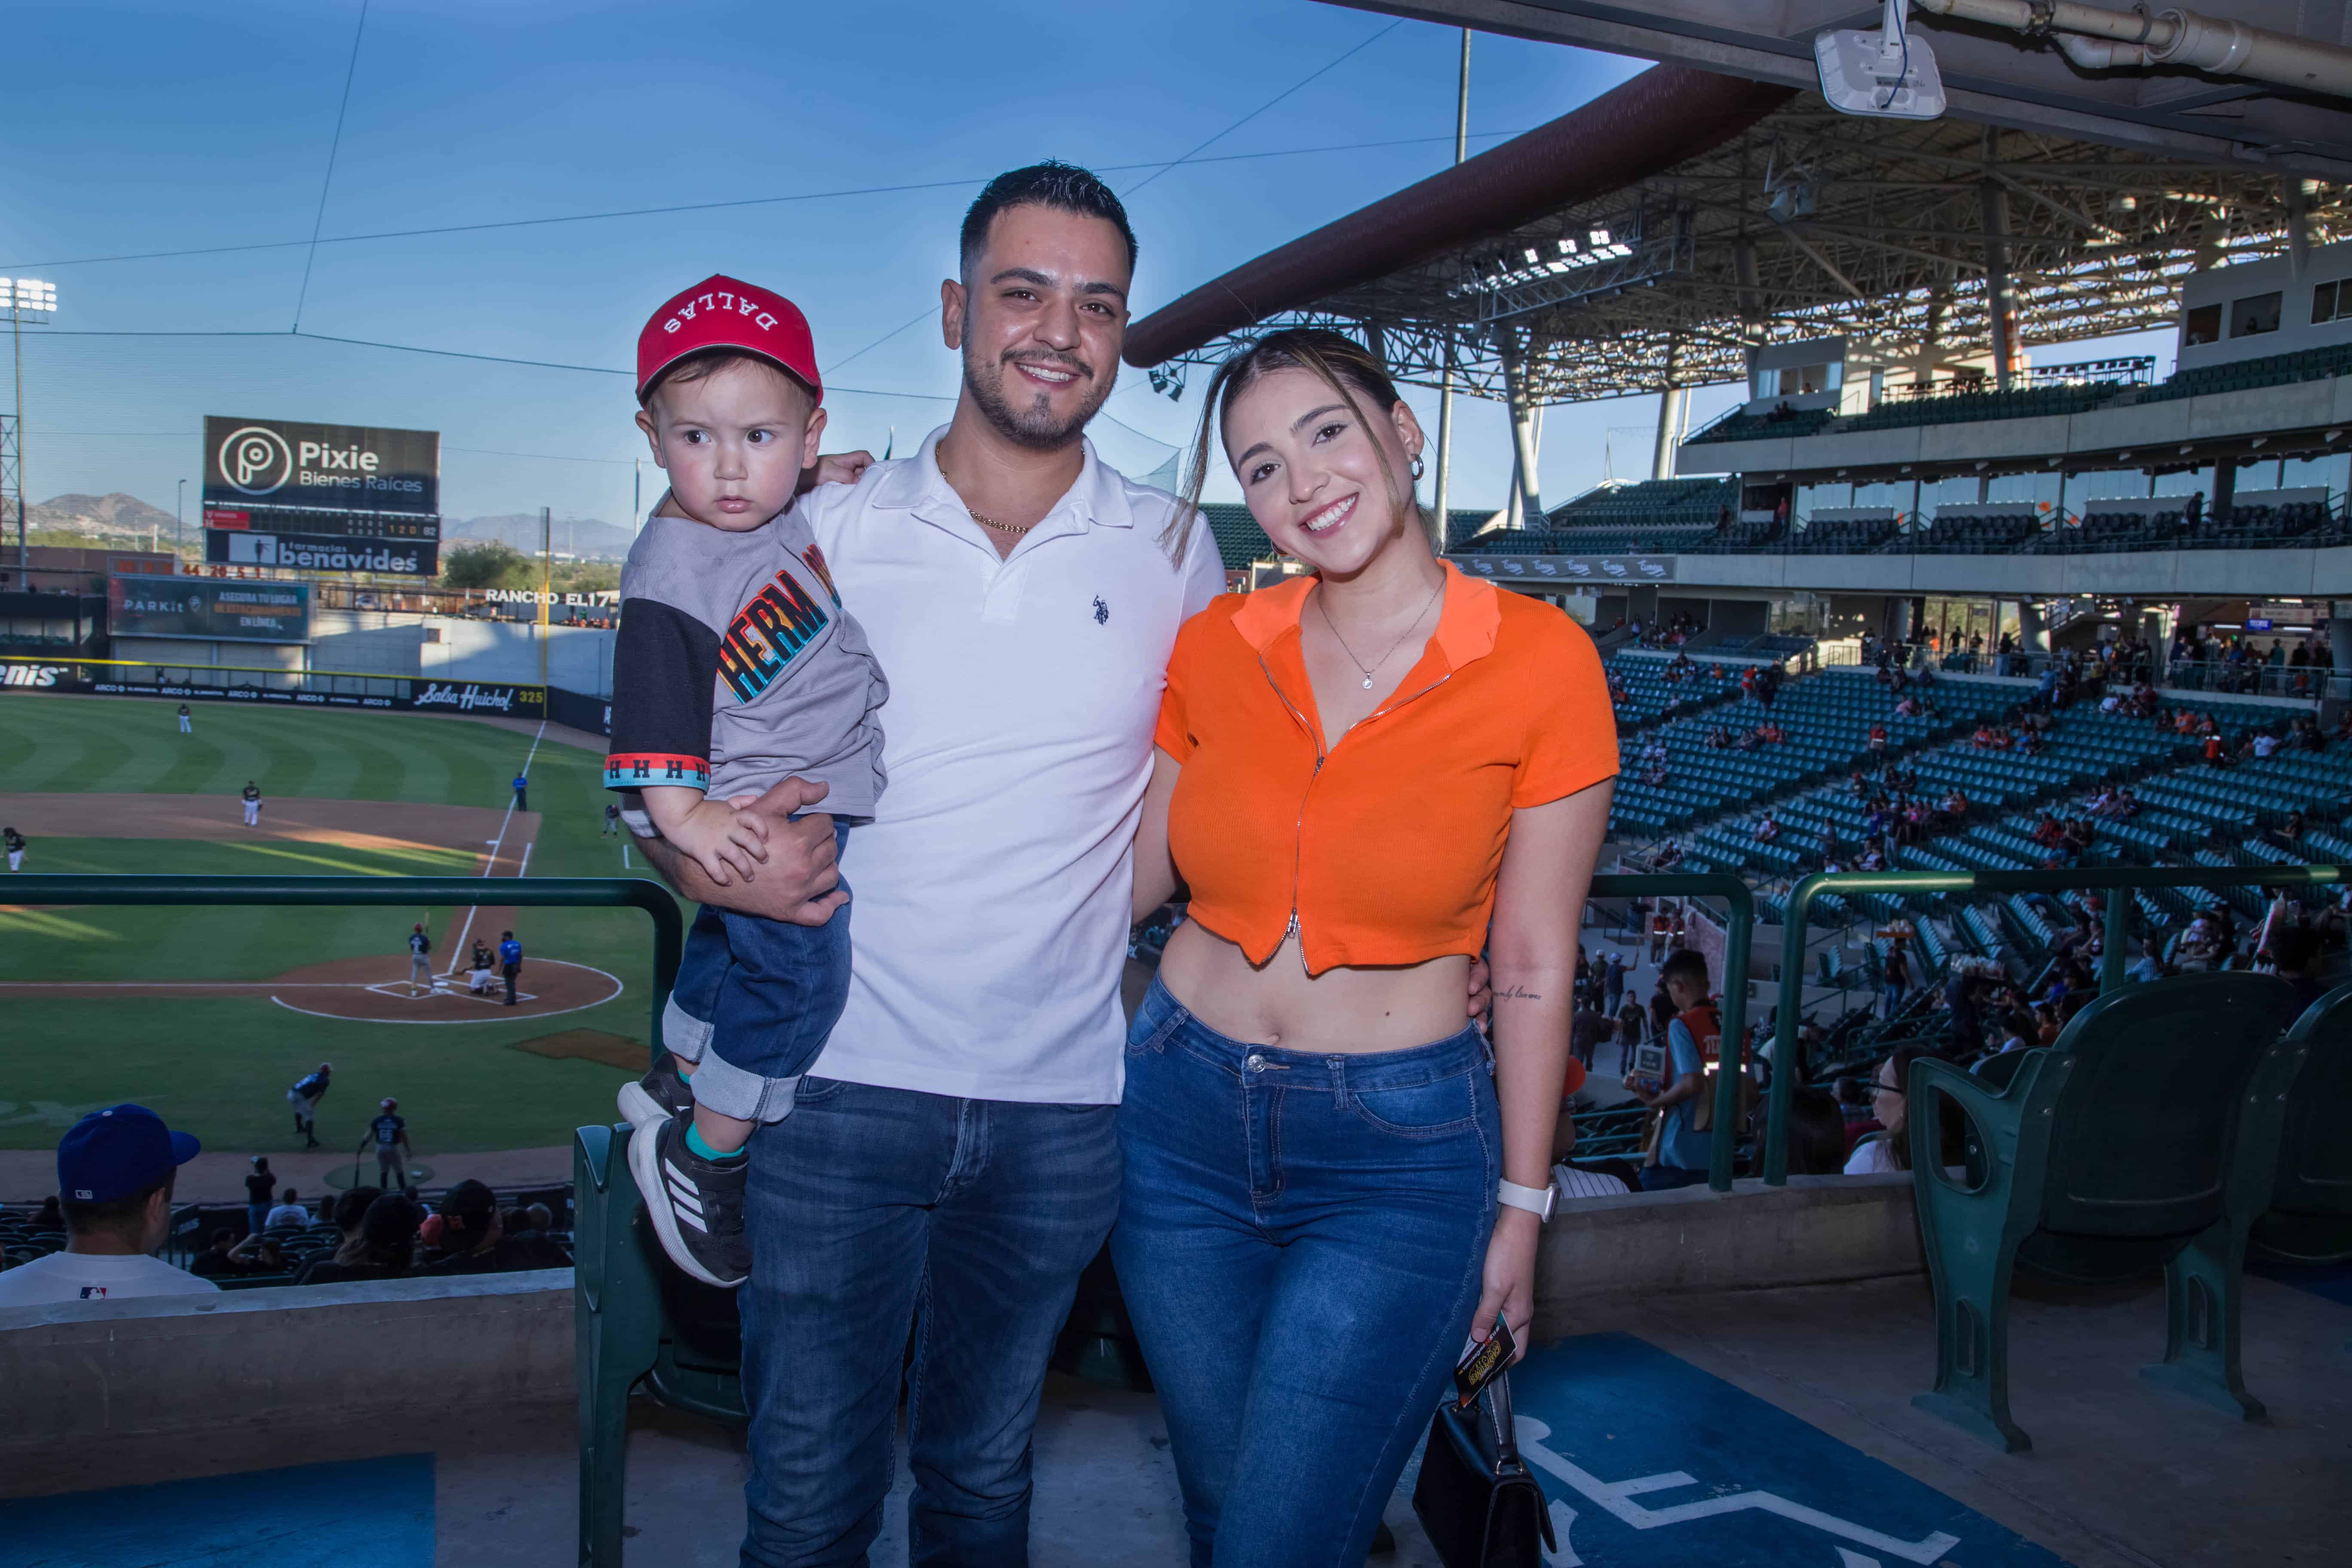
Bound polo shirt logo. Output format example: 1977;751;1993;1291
716;569;831;703
1093;595;1110;625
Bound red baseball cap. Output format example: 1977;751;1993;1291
637;274;821;404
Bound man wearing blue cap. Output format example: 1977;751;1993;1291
0;1104;214;1306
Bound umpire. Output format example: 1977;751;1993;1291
498;930;523;1006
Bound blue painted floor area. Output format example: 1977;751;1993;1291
0;1454;433;1568
1511;1334;2070;1567
2251;1258;2352;1308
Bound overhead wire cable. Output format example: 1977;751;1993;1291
1;130;1523;273
824;17;1410;380
290;0;371;331
1117;17;1404;198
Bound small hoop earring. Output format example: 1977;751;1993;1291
1409;454;1426;481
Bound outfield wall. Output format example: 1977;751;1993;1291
311;609;616;697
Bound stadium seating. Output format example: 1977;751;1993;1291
1608;668;2015;843
1837;381;2125;434
1787;511;1899;554
1545;477;1737;530
1683;404;1835;444
1604;653;1752;728
1912;506;2044;554
2250;984;2352;1264
2135;341;2352;403
1909;973;2307;1452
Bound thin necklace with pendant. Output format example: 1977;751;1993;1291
1318;576;1444;690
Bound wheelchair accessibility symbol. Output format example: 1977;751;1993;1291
1505;1334;2065;1567
1516;1416;1961;1566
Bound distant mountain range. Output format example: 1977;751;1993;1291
29;494;634;562
28;492;180;540
441;511;634;561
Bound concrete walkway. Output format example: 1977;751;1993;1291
18;1265;2330;1566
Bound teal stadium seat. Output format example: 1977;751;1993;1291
1907;973;2305;1453
2251;981;2352;1264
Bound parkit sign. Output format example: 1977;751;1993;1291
109;577;311;644
1457;554;1678;583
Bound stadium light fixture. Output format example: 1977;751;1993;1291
3;277;60;574
1816;0;1946;121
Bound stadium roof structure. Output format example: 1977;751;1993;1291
1124;66;2352;407
1320;1;2352;176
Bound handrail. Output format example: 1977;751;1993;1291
6;876;684;1065
1588;872;1754;1192
1763;863;2346;1184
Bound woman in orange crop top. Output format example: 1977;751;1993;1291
1114;329;1615;1565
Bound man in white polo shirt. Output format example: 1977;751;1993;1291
638;163;1222;1564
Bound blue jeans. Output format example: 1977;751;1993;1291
666;822;851;1124
1111;976;1501;1568
737;1077;1118;1567
246;1203;268;1238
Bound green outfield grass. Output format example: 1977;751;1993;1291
0;694;668;1156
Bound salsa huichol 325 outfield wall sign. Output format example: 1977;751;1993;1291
201;415;442;578
0;658;545;719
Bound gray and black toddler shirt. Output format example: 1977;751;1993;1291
604;496;886;820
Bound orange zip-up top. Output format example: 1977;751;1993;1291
1156;563;1617;975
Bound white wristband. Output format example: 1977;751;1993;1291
1498;1179;1557;1222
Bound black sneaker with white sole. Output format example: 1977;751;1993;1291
628;1115;750;1288
616;1053;695;1131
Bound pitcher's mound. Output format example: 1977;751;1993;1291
268;957;623;1024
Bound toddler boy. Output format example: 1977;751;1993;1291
606;274;888;1288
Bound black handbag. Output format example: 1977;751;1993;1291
1410;1369;1557;1567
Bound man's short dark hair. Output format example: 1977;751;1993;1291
61;1176;168;1241
209;1227;234;1248
334;1186;383;1232
440;1179;498;1238
959;162;1137;282
1660;949;1710;989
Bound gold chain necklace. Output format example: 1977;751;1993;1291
966;507;1036;536
940;457;1038;536
1317;577;1444;690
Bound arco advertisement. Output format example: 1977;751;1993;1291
0;658;545;719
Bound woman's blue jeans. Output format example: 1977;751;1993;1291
1111;976;1501;1568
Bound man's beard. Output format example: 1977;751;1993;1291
963;341;1115;451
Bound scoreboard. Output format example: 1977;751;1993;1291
201;415;441;577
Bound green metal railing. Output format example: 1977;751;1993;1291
1588;873;1755;1192
1762;864;2346;1184
6;876;683;1059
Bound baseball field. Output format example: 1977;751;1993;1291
0;693;668;1181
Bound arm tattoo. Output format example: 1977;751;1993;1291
1495;985;1545;1002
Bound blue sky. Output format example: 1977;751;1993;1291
0;0;1654;528
1;1;2165;533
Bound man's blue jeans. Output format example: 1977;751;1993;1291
1110;977;1500;1568
737;1076;1118;1567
